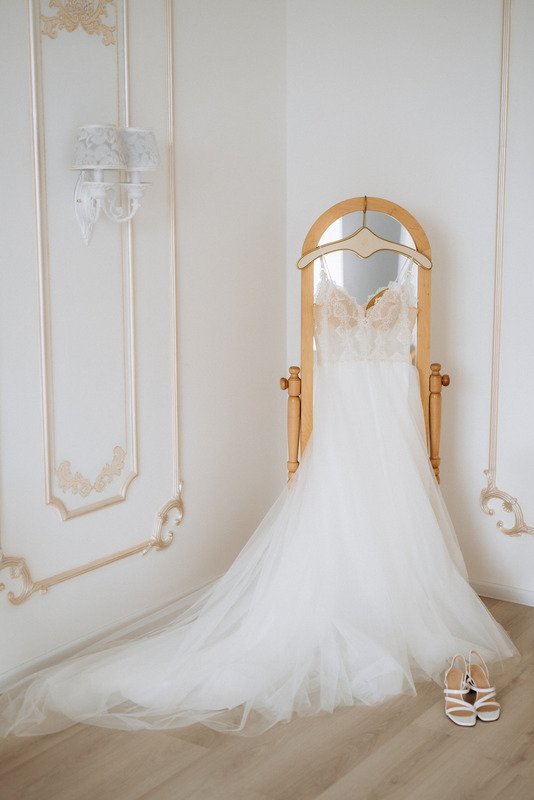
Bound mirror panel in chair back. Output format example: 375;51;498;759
315;211;419;366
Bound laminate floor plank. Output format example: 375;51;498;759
0;724;84;778
138;684;440;800
0;725;207;800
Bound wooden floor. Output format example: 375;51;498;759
1;597;533;800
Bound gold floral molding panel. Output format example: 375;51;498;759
56;445;127;497
0;1;184;606
41;0;116;46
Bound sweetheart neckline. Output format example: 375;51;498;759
314;275;404;317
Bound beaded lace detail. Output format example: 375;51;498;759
314;267;417;364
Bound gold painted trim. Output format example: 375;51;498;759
0;0;184;605
0;488;182;605
29;0;138;520
41;0;117;46
166;0;182;496
480;0;533;537
481;471;534;537
57;445;127;497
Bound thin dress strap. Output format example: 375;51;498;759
319;254;334;281
397;255;418;308
397;255;415;286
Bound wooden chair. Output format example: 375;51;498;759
280;196;449;482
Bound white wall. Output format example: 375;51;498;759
0;0;286;686
173;0;287;589
286;0;534;604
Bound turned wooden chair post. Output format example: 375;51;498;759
429;363;450;483
280;367;301;480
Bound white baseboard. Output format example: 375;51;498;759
0;575;219;692
471;579;534;607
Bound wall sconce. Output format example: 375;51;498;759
73;124;160;244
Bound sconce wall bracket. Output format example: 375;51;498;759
74;171;100;245
74;171;148;245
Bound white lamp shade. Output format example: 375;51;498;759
119;128;160;171
72;124;127;170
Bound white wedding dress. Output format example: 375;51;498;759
0;261;518;737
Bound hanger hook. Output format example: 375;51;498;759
363;195;367;227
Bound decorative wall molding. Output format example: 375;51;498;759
0;487;182;605
41;0;116;45
32;0;137;520
481;471;534;536
57;445;127;496
480;0;534;537
0;0;184;605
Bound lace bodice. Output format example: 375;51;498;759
314;266;417;364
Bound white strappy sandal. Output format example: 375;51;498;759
466;650;501;722
443;654;476;727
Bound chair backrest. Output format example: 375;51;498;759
299;196;432;454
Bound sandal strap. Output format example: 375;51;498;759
444;687;469;696
473;690;498;710
475;700;499;712
472;685;496;695
446;708;475;718
444;695;475;710
449;653;468;673
466;673;495;690
466;675;496;695
467;650;490;681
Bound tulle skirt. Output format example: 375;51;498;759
0;361;519;737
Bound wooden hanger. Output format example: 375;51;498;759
296;196;432;270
